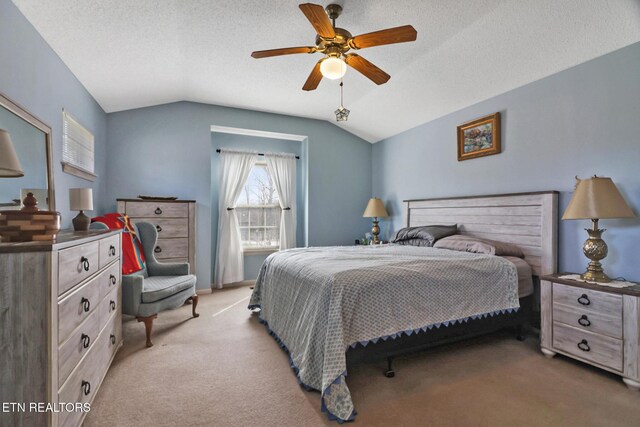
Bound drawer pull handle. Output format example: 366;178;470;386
110;300;116;311
110;334;116;345
110;274;117;285
578;315;591;327
154;207;162;215
577;294;590;306
156;225;162;232
577;339;590;352
82;380;91;396
154;246;162;254
81;333;91;349
81;297;91;313
109;245;116;256
80;257;90;272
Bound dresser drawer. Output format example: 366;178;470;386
58;309;101;387
58;241;100;296
100;286;120;329
125;201;188;218
58;322;113;427
553;302;622;339
553;283;622;317
99;233;120;269
553;322;623;372
58;273;101;344
99;307;122;362
153;238;188;259
129;217;188;238
100;261;121;300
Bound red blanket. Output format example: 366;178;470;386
91;213;146;275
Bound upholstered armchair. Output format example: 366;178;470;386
91;221;198;347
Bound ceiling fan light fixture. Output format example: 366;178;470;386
320;56;347;80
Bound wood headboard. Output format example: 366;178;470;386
403;191;558;277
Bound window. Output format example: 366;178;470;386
62;110;96;181
236;162;280;250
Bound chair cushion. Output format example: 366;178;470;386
141;275;196;303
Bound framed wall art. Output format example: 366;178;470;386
457;112;501;161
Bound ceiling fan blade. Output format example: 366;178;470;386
251;46;316;59
302;61;323;91
348;25;417;49
299;3;335;39
345;54;390;85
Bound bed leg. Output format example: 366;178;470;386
384;356;395;378
516;324;526;341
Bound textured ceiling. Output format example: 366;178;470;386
12;0;640;142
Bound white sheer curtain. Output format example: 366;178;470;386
214;150;258;288
265;152;296;250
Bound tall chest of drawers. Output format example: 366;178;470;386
0;230;123;427
541;274;640;391
117;199;196;273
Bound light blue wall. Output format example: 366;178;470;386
0;0;108;225
373;42;640;281
211;133;305;280
106;101;372;288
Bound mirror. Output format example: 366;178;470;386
0;93;54;211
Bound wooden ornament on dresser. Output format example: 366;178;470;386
0;230;122;427
117;198;196;273
0;191;61;242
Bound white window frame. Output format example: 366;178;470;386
237;161;280;253
61;110;97;181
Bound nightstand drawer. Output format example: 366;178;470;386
553;322;623;372
553;302;622;338
553;282;622;317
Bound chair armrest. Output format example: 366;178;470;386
121;274;144;316
148;261;190;277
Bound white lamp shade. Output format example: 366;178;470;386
320;57;347;80
563;176;635;220
69;188;93;211
0;129;24;177
363;198;389;218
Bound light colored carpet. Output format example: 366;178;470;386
84;284;640;427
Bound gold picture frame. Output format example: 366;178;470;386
457;112;501;161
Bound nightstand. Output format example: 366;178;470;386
540;273;640;391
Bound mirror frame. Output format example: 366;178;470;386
0;92;55;211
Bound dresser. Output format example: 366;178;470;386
117;199;196;272
0;230;122;427
540;274;640;391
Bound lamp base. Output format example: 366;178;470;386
371;218;380;244
581;219;611;283
72;210;91;231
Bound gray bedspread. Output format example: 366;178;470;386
248;245;519;421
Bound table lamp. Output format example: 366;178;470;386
562;176;635;282
70;188;93;231
0;129;24;177
363;197;389;244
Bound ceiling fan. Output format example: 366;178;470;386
251;3;417;91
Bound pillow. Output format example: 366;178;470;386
91;213;147;274
433;234;524;258
391;225;458;246
393;238;433;247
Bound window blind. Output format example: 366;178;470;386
62;111;95;175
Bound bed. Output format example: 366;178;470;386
248;191;558;422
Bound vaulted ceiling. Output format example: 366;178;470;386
12;0;640;142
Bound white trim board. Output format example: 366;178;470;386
210;125;307;142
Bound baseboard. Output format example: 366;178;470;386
209;280;255;292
